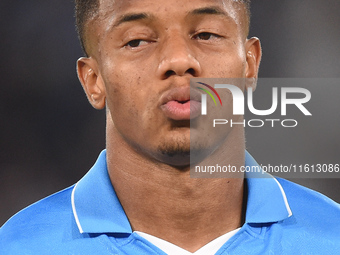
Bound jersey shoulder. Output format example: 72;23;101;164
0;186;78;253
277;177;340;230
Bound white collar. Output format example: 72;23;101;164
135;228;240;255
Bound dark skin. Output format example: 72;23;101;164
77;0;261;252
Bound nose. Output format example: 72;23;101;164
156;34;202;79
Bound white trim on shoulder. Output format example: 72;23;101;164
71;182;84;234
273;177;293;217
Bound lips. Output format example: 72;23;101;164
160;87;202;120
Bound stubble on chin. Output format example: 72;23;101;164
156;133;214;167
157;135;191;158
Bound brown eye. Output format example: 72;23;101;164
197;32;213;40
194;32;221;41
126;39;143;47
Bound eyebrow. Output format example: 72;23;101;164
112;6;230;29
189;6;228;16
114;13;152;28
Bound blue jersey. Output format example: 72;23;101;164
1;150;340;254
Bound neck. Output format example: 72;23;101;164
106;119;245;253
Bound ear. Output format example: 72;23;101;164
77;57;106;109
245;37;262;91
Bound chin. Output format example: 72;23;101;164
153;136;190;166
154;135;217;167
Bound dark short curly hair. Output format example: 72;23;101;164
75;0;99;56
75;0;251;56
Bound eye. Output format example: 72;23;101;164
193;32;221;40
125;39;148;48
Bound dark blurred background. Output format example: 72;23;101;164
1;1;339;225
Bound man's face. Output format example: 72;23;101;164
82;0;258;166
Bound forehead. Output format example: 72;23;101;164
85;0;247;55
96;0;245;26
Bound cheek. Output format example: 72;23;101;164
105;76;142;120
200;51;246;78
105;79;148;146
102;64;162;139
102;58;140;107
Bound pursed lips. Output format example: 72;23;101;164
160;86;202;120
